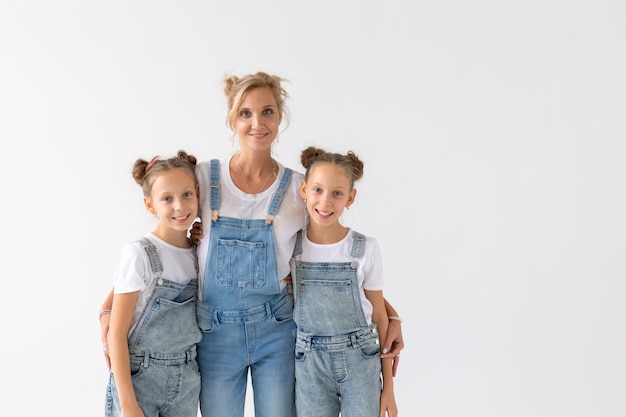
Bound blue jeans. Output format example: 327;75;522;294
196;287;296;417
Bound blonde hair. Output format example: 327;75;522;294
223;71;290;131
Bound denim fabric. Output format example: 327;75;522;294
292;230;382;417
196;160;296;417
105;238;202;417
197;287;296;417
294;327;381;417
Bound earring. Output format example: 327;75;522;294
303;198;307;203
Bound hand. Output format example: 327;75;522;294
100;312;111;370
189;220;204;246
380;318;404;376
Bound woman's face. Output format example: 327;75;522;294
235;87;282;153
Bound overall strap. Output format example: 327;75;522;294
292;229;304;258
266;168;293;224
135;237;163;274
192;244;199;273
350;231;366;258
209;159;220;220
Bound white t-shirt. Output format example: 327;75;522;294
290;228;384;324
195;155;308;298
112;233;197;334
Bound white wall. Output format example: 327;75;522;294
1;1;624;416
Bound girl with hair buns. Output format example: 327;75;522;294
291;146;397;417
104;150;202;417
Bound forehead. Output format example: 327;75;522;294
240;87;276;108
309;163;351;184
152;168;196;189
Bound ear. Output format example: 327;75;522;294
300;179;307;200
346;189;357;209
144;196;156;215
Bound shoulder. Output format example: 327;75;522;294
117;238;152;269
196;157;225;172
279;164;303;189
282;164;304;182
350;231;381;255
197;156;232;184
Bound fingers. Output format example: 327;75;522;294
100;314;111;370
104;352;111;371
102;342;111;370
189;222;204;245
386;341;403;357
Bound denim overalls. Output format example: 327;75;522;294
292;230;382;417
105;238;202;417
196;159;297;417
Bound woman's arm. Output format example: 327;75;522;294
100;288;114;369
381;297;404;376
109;291;145;417
367;290;398;417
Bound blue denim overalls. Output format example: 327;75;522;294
196;159;297;417
105;238;202;417
292;230;382;417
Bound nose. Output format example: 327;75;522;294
250;113;263;129
173;197;184;210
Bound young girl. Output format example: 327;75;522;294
104;150;202;417
291;146;398;417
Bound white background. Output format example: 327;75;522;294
1;1;625;416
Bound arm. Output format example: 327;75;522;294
381;297;404;376
100;288;114;370
109;291;145;417
367;290;398;417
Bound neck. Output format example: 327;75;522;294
231;153;277;195
306;224;349;245
152;227;192;248
235;152;275;175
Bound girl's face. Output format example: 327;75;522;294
301;163;356;228
145;168;199;234
234;87;282;152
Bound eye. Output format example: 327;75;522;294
262;108;274;116
239;110;251;118
184;191;194;198
162;196;172;203
312;187;322;193
333;191;343;198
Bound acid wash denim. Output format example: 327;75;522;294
105;238;202;417
293;230;382;417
